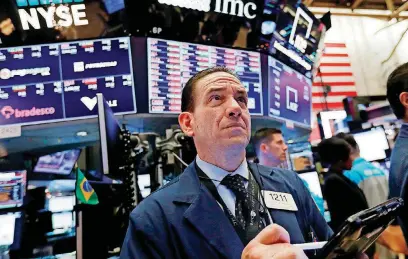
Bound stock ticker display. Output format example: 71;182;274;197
147;38;263;114
0;37;136;125
268;56;312;127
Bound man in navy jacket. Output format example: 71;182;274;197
120;67;332;259
386;63;408;250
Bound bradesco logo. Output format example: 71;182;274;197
0;106;55;119
16;0;89;30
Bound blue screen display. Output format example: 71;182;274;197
0;37;136;126
268;56;312;127
147;38;263;115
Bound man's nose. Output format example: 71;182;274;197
225;98;242;118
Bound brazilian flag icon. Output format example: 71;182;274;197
76;168;99;205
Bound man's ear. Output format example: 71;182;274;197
399;92;408;110
260;143;268;154
178;112;195;137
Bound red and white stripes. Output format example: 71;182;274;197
312;43;357;111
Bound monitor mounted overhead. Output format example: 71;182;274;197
33;150;81;175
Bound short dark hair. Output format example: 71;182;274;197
252;128;282;156
317;137;351;165
387;63;408;119
181;66;240;112
336;132;358;150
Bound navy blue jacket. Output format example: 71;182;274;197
389;123;408;242
120;162;333;259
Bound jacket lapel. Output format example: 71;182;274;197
248;163;306;243
173;164;244;258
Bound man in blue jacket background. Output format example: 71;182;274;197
384;62;408;253
120;67;332;259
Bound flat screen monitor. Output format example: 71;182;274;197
97;93;123;176
259;3;326;77
146;38;263;115
52;211;75;231
287;142;314;171
0;37;136;127
268;55;312;127
352;127;389;162
125;0;325;77
33;150;81;175
298;171;324;215
0;170;26;209
0;212;22;248
47;195;75;213
317;110;348;139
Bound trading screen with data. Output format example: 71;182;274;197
268;56;312;127
0;37;136;126
147;38;263;115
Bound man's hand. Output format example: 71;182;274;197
242;224;308;259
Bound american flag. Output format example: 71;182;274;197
312;42;357;112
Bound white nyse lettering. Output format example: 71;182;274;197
36;7;56;28
71;4;88;26
18;8;40;30
56;6;73;27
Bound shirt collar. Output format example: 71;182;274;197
196;155;249;187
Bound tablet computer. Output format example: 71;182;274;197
316;197;404;259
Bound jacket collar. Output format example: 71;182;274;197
172;162;243;258
171;162;299;257
399;124;408;139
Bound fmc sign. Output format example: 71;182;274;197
15;0;89;30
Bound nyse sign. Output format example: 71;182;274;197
158;0;257;19
16;0;89;30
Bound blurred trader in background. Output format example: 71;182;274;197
317;137;369;232
378;62;408;254
336;133;388;208
120;67;333;259
252;128;288;168
336;133;397;258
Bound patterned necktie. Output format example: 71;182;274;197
221;174;249;230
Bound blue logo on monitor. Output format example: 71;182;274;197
16;0;84;7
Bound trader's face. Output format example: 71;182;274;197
179;72;251;152
262;133;288;164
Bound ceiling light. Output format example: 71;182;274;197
76;131;88;137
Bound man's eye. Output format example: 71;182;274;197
238;97;248;104
211;95;221;101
